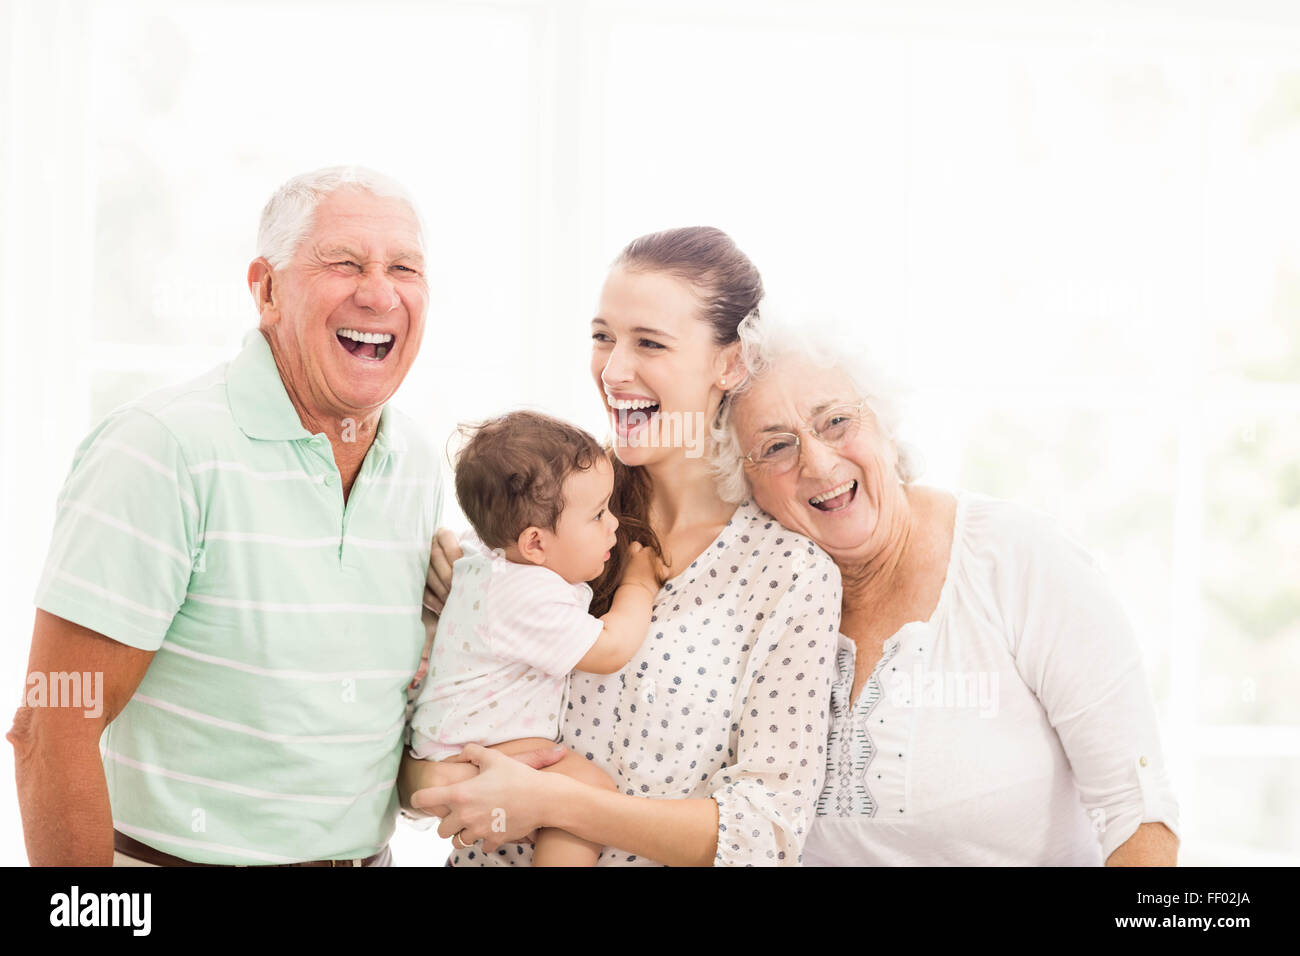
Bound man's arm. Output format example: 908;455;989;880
7;610;156;866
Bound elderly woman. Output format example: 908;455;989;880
713;317;1181;866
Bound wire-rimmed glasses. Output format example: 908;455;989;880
741;401;869;475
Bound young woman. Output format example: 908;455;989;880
399;228;841;866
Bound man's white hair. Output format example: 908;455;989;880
256;165;425;269
710;308;924;505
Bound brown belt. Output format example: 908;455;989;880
113;829;390;867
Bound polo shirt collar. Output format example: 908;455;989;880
227;329;315;441
370;403;408;457
227;328;408;458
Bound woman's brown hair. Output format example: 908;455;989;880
588;226;763;615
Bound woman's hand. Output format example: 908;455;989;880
403;743;567;821
414;743;571;853
423;528;463;615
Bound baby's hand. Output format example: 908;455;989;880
621;541;662;596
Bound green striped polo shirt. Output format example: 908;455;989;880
35;329;442;864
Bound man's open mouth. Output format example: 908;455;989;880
809;479;857;512
336;328;394;361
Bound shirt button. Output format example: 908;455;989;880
323;474;337;486
1139;755;1149;767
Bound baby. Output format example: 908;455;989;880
409;410;659;866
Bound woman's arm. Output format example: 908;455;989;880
1004;509;1181;865
703;547;841;866
1107;822;1179;866
415;745;720;866
399;745;568;815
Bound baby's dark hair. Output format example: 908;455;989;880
454;410;608;551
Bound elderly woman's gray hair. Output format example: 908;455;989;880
257;165;425;269
710;311;923;504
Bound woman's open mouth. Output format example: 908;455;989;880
809;479;857;512
336;328;395;362
607;395;660;440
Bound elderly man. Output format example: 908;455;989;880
7;166;441;866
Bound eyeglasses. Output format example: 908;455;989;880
742;401;869;475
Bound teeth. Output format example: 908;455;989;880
809;480;856;505
375;344;389;360
608;397;659;410
338;328;394;345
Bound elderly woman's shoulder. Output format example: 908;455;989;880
956;491;1135;659
958;490;1104;578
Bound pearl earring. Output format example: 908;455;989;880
720;378;727;387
